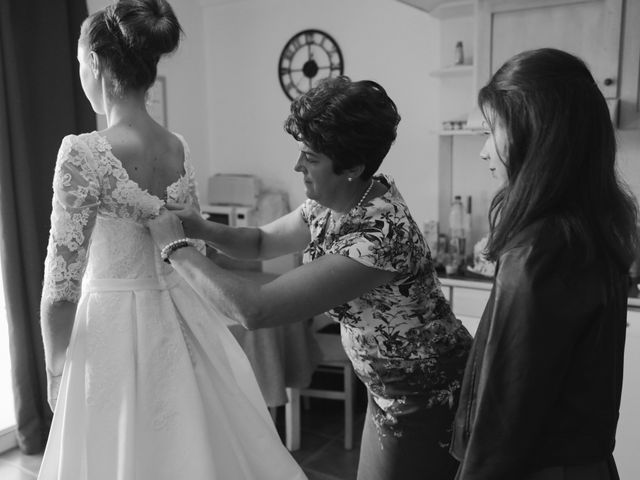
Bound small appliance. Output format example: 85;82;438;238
207;174;261;207
200;204;256;227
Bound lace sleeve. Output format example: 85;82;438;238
41;135;100;303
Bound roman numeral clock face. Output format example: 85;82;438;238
278;29;344;101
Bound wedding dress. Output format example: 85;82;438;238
38;131;307;480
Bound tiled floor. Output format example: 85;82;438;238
277;395;367;480
0;389;367;480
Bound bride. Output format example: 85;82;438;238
38;1;306;479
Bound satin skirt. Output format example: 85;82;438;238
38;272;307;480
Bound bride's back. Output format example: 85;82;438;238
69;129;195;283
103;122;185;201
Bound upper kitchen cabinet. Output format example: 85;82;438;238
475;0;640;129
619;0;640;129
476;0;622;97
396;0;475;18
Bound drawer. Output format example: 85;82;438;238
628;309;640;339
440;286;451;302
452;287;490;319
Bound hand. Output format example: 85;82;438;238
147;208;186;250
165;202;207;239
47;374;62;411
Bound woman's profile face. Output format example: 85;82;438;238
294;142;345;206
480;112;509;185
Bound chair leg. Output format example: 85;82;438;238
344;365;355;450
285;387;301;451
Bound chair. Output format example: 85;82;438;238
285;315;356;451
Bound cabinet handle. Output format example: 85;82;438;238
603;78;614;86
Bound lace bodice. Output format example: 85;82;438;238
42;131;200;303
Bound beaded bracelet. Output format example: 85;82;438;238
160;238;197;264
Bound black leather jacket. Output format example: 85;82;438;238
450;220;628;479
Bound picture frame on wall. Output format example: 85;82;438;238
147;75;167;127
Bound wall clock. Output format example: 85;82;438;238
278;29;344;101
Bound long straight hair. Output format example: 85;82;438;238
481;48;638;274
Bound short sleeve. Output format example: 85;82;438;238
328;213;412;273
41;135;100;303
299;199;314;224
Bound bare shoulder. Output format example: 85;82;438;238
99;123;183;163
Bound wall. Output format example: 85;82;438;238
85;0;640;233
201;0;440;224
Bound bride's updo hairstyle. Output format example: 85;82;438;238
80;0;182;96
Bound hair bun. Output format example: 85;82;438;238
82;0;183;95
138;0;182;56
114;0;182;58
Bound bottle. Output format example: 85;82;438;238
454;41;464;65
448;195;465;272
463;195;472;261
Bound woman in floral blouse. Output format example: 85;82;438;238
148;76;472;480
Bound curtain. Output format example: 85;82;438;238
0;0;95;454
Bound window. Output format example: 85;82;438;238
0;261;16;451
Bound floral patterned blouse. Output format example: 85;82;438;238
301;174;472;431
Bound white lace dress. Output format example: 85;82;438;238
38;132;307;480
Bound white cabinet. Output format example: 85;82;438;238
614;309;640;479
476;0;623;98
440;279;491;336
475;0;640;129
618;0;640;129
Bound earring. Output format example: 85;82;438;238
347;177;353;182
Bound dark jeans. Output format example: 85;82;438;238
357;394;459;480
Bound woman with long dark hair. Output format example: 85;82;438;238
451;48;638;480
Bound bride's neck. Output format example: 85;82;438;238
104;91;149;128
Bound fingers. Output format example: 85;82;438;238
165;202;187;211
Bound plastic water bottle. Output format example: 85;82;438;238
448;195;465;272
463;195;472;255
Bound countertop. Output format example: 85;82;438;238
438;273;640;309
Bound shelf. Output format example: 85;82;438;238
430;64;474;77
397;0;474;18
437;129;484;136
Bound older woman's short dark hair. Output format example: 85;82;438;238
284;76;401;179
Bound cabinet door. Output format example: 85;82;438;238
618;0;640;128
614;310;640;478
451;287;491;336
476;0;623;99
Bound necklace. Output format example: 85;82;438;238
327;179;375;232
355;179;375;209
